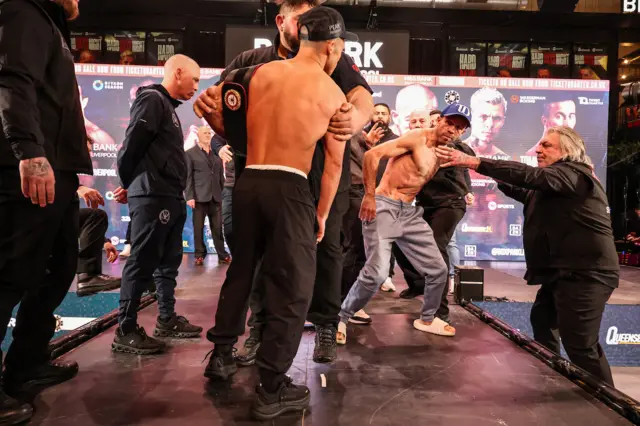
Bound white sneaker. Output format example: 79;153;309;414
349;310;372;325
119;244;131;258
380;277;396;292
337;321;347;345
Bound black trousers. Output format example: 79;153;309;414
118;196;186;332
207;169;316;377
78;208;108;276
394;206;465;321
530;271;615;386
125;221;131;245
221;187;233;254
0;170;79;369
193;199;228;259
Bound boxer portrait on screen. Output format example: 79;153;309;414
391;84;438;136
523;97;576;158
463;87;509;160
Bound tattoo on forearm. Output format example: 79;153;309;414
25;159;51;177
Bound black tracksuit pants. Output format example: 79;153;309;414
530;271;616;386
78;208;108;276
393;205;465;321
193;199;228;259
207;169;316;381
118;196;186;333
0;170;79;370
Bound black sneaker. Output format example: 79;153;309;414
234;329;261;367
251;376;310;421
204;348;238;381
313;326;337;364
0;388;33;425
153;315;203;338
76;273;121;297
112;326;166;355
2;361;79;396
399;288;423;299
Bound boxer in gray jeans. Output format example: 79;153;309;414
337;103;472;343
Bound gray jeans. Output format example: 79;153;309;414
339;195;448;323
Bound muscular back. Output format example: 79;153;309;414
246;61;345;174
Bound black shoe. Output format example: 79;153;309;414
153;315;203;338
313;326;337;364
234;329;261;367
76;273;121;297
204;348;238;381
251;376;310;421
112;326;166;355
0;388;33;425
399;288;422;299
2;361;79;396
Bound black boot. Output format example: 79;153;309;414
251;376;310;421
313;326;337;364
76;273;121;297
0;388;33;425
153;315;203;338
234;329;261;367
204;346;238;381
399;288;422;299
2;360;79;396
112;326;166;355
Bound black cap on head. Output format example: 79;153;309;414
298;6;358;42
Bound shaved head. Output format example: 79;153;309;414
162;54;201;101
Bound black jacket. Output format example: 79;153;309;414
185;145;224;203
417;140;474;209
477;158;619;272
212;33;372;198
117;84;186;199
0;0;91;175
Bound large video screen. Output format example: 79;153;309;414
76;65;610;260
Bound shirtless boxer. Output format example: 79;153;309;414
194;7;355;420
337;103;472;344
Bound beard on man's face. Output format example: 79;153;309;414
282;30;300;53
54;0;79;20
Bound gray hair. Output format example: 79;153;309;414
470;87;507;115
546;126;593;168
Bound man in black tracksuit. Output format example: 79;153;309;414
210;0;373;365
394;137;475;323
0;0;90;422
113;55;203;355
438;127;619;385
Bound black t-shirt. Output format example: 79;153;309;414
217;34;373;196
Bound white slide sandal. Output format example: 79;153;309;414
413;317;456;337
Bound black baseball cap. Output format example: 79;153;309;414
298;6;358;42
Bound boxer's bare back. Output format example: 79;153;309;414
244;61;346;174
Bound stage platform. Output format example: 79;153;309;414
20;256;636;425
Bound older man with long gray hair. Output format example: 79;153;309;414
437;126;619;386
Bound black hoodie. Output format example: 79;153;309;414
0;0;91;175
478;158;619;273
117;84;186;199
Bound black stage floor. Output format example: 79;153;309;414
31;256;633;425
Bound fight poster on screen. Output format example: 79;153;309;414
103;32;147;66
74;66;610;260
146;32;184;66
450;42;486;77
530;43;571;79
572;44;608;80
487;43;528;78
71;32;103;64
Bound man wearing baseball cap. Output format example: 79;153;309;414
336;103;471;344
